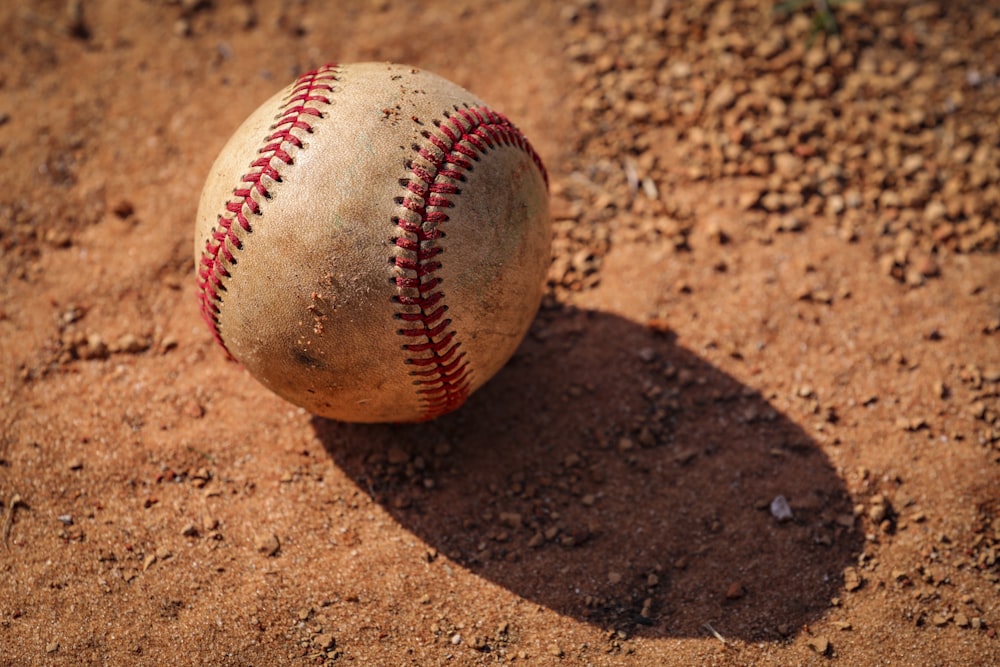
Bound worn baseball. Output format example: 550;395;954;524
194;62;551;423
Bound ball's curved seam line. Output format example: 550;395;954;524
393;105;548;421
195;64;341;358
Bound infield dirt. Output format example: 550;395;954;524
1;1;998;665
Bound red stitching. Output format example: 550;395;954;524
195;64;340;356
394;105;547;421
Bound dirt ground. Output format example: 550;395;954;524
1;0;998;665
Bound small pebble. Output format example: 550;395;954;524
770;495;794;522
386;445;409;465
843;567;862;592
807;636;830;655
256;532;280;557
640;597;653;618
114;333;149;354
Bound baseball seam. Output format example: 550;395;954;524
196;64;341;357
392;105;548;421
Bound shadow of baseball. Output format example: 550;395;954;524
313;304;862;640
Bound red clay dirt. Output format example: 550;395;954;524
1;1;998;665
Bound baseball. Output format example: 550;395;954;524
194;62;551;423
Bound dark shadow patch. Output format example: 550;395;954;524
313;305;862;640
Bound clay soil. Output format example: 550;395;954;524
1;1;999;665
